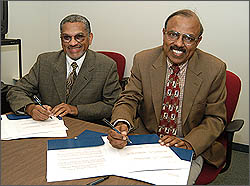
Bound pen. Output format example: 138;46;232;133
33;95;52;119
86;176;109;185
102;118;132;144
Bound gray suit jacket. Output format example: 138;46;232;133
7;49;121;121
111;46;227;168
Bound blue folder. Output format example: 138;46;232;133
6;114;62;120
6;114;32;120
47;130;193;161
48;130;106;150
48;136;105;150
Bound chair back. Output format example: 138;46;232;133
225;70;241;123
97;51;126;81
195;70;242;185
218;70;242;149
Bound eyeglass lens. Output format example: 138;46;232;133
61;34;86;43
166;31;196;45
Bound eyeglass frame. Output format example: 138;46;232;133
60;33;89;43
164;30;201;46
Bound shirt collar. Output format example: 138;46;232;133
66;52;86;68
166;58;188;72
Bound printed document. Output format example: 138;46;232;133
120;168;190;185
1;115;68;140
47;136;191;184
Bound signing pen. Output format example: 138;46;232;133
33;95;52;119
86;176;109;185
102;118;132;144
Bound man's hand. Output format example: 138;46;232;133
51;103;78;117
107;122;129;149
25;103;52;121
158;135;193;150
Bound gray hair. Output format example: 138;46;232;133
164;9;204;38
60;14;91;34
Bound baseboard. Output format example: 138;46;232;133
232;142;249;153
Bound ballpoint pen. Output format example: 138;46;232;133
102;118;132;144
33;95;52;119
86;176;109;185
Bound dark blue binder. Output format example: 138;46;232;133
127;134;160;146
7;114;32;120
47;130;193;161
6;114;62;120
48;130;106;150
48;136;105;150
170;146;193;161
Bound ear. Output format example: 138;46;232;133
162;28;166;42
196;36;202;45
88;33;93;45
162;28;166;35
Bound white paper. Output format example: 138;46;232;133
102;137;190;173
1;115;68;140
46;136;191;184
47;146;112;182
2;130;68;140
120;168;190;185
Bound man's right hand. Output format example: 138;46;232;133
107;122;129;149
25;103;52;121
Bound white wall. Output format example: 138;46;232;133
1;1;249;145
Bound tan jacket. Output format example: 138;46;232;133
7;49;121;121
111;46;227;168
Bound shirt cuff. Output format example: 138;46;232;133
15;106;27;115
113;119;133;133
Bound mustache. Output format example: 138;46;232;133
170;45;186;53
68;44;82;49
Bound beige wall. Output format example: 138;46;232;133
1;1;249;145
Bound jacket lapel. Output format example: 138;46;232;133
150;51;167;124
67;50;94;103
181;51;202;125
52;51;67;102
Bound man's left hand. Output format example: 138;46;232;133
51;103;78;117
158;135;193;150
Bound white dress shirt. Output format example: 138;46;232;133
66;53;86;79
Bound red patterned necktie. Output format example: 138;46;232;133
66;62;78;99
157;65;180;138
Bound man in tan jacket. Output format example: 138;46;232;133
107;9;227;184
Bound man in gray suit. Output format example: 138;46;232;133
107;9;227;184
7;14;121;122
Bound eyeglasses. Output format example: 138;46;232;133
60;33;87;43
165;30;200;46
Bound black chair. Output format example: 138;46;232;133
1;81;13;114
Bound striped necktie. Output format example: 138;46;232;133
157;65;180;138
66;62;78;99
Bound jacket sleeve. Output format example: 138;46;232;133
111;54;144;130
7;55;42;112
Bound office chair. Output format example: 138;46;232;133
1;81;13;114
195;70;244;185
97;51;127;90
